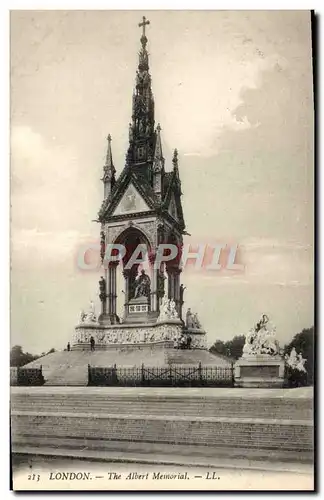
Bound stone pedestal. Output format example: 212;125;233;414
124;296;150;324
186;328;207;349
234;354;285;388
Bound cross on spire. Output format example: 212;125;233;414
138;16;150;37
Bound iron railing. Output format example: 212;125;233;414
13;366;45;386
88;363;234;387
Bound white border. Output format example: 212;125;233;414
2;4;320;499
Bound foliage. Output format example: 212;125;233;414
10;345;56;367
210;335;245;360
284;327;314;385
285;366;308;388
10;345;39;367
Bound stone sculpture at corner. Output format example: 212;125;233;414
186;308;203;330
242;314;279;357
79;301;97;324
235;314;285;388
158;297;180;322
285;347;307;373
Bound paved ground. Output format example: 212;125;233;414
11;385;313;399
12;454;314;491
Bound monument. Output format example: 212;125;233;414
10;15;314;487
71;16;210;356
234;314;285;388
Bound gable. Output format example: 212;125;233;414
112;183;151;216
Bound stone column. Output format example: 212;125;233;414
99;282;107;317
167;267;180;302
107;261;118;323
173;268;181;314
167;268;172;300
122;269;131;319
149;252;158;313
179;283;186;322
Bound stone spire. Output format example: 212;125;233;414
126;16;155;171
153;123;165;200
153;124;164;172
102;134;116;199
172;148;182;194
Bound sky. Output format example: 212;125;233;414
10;10;314;354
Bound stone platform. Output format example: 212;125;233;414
23;345;230;386
11;386;313;468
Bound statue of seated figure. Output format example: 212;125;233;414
134;270;151;299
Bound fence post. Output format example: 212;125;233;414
141;363;145;385
198;362;202;386
113;363;117;385
88;364;91;385
231;362;235;387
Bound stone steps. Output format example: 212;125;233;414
166;350;231;366
11;395;312;420
12;436;314;469
11;412;313;451
44;366;88;386
11;387;313;465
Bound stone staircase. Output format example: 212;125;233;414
11;389;312;420
11;387;314;466
23;348;229;386
43;365;88;386
166;349;231;366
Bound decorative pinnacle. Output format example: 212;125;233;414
104;133;115;171
153;123;164;174
172;148;178;164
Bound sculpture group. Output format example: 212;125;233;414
242;314;279;357
186;308;202;330
79;301;97;324
158;296;179;321
285;347;307;373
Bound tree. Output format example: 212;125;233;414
210;340;228;357
225;335;245;360
210;335;245;360
10;345;39;367
284;327;314;385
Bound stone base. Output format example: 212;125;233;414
73;321;207;349
123;296;151;324
234;355;285;388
